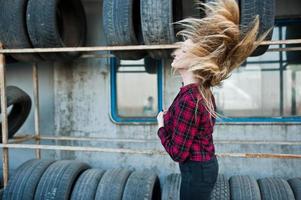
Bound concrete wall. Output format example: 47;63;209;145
1;0;301;183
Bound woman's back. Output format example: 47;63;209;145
159;83;216;163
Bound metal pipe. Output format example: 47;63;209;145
9;135;35;144
33;63;41;159
0;44;180;54
0;143;301;159
0;39;300;54
0;43;9;186
268;47;301;52
35;135;301;145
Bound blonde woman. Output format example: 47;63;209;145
157;0;268;199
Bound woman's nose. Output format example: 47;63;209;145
171;49;180;58
171;51;177;58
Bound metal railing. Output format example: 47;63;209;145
0;39;301;186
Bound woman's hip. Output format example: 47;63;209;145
179;155;219;186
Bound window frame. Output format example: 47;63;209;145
110;57;163;124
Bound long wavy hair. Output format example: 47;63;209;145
173;0;270;119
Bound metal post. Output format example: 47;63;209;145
279;27;284;116
33;63;41;159
291;71;296;115
0;43;9;186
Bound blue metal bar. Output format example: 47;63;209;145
217;116;301;123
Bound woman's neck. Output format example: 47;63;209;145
180;70;199;86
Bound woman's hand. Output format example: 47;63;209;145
157;110;167;129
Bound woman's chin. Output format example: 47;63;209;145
171;61;177;68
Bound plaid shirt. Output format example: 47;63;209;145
158;83;216;163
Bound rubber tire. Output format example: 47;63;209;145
122;170;161;200
103;0;146;60
95;169;132;200
162;173;181;200
210;174;230;200
0;169;16;188
0;171;2;189
286;24;301;64
0;86;32;143
26;0;87;61
34;160;90;200
0;189;3;200
288;177;301;200
3;159;54;200
240;0;275;57
0;0;42;62
144;56;160;74
229;175;261;200
140;0;183;59
5;56;18;65
258;177;295;200
70;169;106;200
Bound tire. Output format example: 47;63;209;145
162;173;181;200
229;175;261;200
286;24;301;64
5;56;18;65
103;0;146;60
258;177;295;200
26;0;87;61
0;190;2;199
210;174;230;200
122;170;161;200
3;159;54;200
95;169;132;200
240;0;275;56
0;172;2;189
144;57;160;74
70;169;106;200
288;178;301;200
0;189;3;200
34;160;90;200
0;86;32;142
140;0;183;59
0;0;42;62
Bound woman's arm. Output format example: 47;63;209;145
157;98;200;163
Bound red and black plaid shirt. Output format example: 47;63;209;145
158;83;216;163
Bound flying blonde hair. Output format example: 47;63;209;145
173;0;270;120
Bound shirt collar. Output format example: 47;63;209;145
180;83;199;93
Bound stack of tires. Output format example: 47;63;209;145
102;0;183;61
0;0;87;62
162;173;301;200
2;159;301;199
103;0;275;61
2;159;161;200
0;86;32;142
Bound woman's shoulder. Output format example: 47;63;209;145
177;93;204;112
182;89;203;105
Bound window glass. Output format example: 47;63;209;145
111;57;162;122
213;24;301;119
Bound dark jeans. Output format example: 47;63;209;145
179;156;219;200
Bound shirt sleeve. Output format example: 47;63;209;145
157;98;200;163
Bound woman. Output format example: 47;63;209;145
157;0;267;199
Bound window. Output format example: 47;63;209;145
213;23;301;122
110;57;163;123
